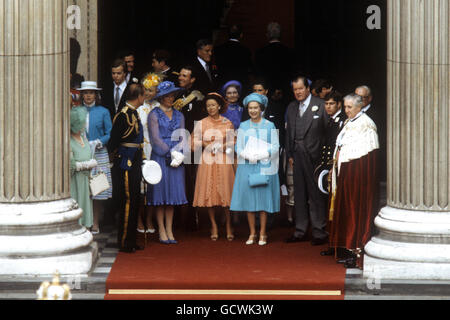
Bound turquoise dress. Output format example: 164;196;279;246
70;135;94;228
230;119;280;213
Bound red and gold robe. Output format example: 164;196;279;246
329;112;380;269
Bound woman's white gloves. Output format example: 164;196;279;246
170;151;185;168
240;149;270;163
75;159;98;172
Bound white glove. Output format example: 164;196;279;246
255;150;270;161
247;151;259;164
170;151;185;168
211;143;222;155
239;150;249;160
95;139;103;150
75;159;98;171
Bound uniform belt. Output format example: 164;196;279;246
121;143;143;149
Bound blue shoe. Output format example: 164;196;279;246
168;239;178;244
159;239;170;245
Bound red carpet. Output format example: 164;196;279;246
105;226;346;300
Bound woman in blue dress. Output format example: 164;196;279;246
79;81;113;235
221;80;244;130
230;93;280;246
147;81;188;244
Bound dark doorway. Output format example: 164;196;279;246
97;0;387;181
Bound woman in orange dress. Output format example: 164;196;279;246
192;93;236;241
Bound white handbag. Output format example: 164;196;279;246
89;171;110;197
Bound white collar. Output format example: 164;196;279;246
269;40;281;44
362;104;371;113
162;67;171;74
197;56;208;69
299;94;312;108
115;80;127;91
350;111;365;122
332;109;342;120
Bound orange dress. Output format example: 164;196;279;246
192;116;236;208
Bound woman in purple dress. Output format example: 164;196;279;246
147;82;188;244
221;80;244;130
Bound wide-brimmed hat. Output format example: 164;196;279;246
78;81;102;91
142;161;162;185
155;81;184;99
314;164;330;195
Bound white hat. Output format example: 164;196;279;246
78;81;102;91
142;161;162;185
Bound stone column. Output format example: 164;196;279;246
0;0;97;275
364;0;450;280
69;0;99;82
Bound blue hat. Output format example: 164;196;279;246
243;93;268;108
155;81;183;99
221;80;242;96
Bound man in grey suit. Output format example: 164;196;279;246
285;75;329;245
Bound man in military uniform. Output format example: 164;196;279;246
108;83;146;253
315;90;347;257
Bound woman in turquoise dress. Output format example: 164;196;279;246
70;107;98;229
230;93;280;246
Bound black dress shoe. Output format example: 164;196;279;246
344;257;357;268
311;237;329;246
285;235;307;243
134;245;145;251
320;248;335;256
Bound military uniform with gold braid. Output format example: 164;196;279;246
108;102;144;252
314;109;347;195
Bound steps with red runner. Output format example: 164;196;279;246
105;226;346;300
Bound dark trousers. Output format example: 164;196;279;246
112;158;142;249
292;143;328;240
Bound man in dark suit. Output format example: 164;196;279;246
318;91;348;257
121;50;141;84
152;49;179;84
102;59;132;120
255;22;295;102
191;39;219;95
214;24;253;93
285;75;330;245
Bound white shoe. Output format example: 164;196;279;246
246;235;257;245
146;228;156;234
137;228;146;233
258;235;267;246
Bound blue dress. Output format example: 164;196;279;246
146;107;188;206
222;103;244;130
230;119;280;213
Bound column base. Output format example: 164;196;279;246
364;206;450;280
0;199;98;275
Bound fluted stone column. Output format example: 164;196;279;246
0;0;97;275
364;0;450;280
